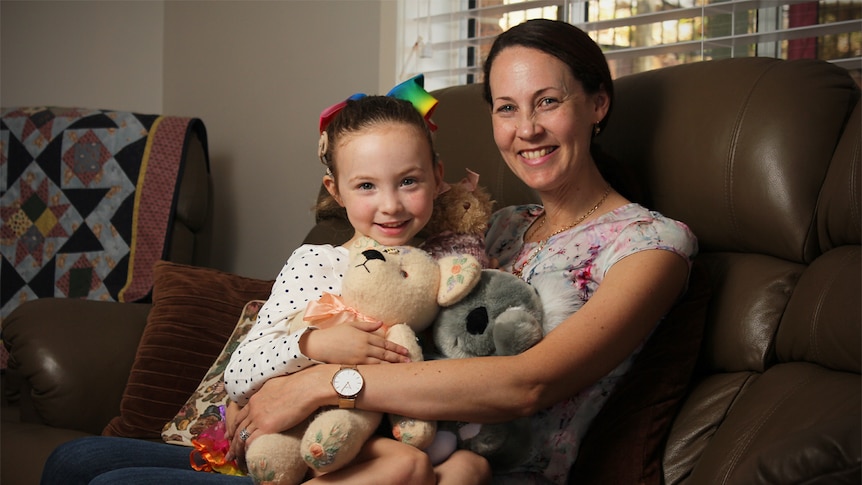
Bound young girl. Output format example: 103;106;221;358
224;82;491;485
40;80;489;485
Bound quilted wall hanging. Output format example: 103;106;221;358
0;107;209;323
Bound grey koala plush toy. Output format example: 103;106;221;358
425;269;544;470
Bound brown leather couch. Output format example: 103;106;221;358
3;58;859;484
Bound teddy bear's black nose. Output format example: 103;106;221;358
362;249;385;261
466;306;489;335
356;249;386;273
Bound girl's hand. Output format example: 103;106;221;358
302;320;411;365
227;368;329;462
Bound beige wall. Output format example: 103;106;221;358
1;0;396;279
0;1;165;112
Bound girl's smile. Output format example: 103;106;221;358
324;122;441;247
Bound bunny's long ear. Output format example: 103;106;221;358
436;255;482;306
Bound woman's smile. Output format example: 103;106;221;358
519;146;558;165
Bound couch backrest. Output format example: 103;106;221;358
594;59;860;483
600;58;859;259
599;57;860;367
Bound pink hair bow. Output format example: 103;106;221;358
437;168;481;196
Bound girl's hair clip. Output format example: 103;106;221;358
318;131;329;166
318;74;439;134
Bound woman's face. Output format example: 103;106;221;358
324;122;442;247
488;46;609;193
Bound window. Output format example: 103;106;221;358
397;0;862;90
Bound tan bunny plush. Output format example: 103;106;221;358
244;237;482;485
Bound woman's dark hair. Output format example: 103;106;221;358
481;19;644;202
315;95;438;219
482;19;614;131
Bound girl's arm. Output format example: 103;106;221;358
233;248;688;437
224;245;346;405
225;245;412;405
359;249;688;420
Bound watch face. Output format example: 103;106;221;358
332;368;363;398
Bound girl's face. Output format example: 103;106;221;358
488;46;609;194
324;122;442;247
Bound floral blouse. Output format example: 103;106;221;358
485;203;697;484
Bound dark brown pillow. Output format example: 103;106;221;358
103;261;274;439
568;259;711;484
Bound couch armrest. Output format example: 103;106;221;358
4;298;150;434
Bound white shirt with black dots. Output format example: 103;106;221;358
224;244;349;405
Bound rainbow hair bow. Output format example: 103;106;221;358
318;74;438;133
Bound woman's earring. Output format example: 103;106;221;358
593;123;602;136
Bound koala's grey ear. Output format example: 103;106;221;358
436;256;482;306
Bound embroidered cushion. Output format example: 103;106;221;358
161;299;263;446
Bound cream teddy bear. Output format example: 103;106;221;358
244;237;482;484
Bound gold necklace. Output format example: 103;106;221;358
512;184;612;279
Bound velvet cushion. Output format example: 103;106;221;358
161;299;264;446
568;260;711;484
103;261;274;439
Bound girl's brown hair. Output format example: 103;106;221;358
315;95;439;220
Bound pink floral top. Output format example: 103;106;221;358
486;203;697;484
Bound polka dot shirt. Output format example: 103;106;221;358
224;244;348;405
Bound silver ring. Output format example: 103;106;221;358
239;428;250;441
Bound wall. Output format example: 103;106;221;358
0;1;164;113
162;1;389;278
1;0;395;279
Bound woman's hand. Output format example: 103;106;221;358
302;320;411;365
224;400;246;465
227;366;331;462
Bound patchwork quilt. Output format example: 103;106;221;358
1;106;207;324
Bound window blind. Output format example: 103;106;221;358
398;0;862;90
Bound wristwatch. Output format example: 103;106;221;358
331;365;364;409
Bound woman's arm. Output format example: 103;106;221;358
232;249;688;444
360;248;689;420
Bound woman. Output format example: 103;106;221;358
228;19;697;484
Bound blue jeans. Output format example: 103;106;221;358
41;436;254;485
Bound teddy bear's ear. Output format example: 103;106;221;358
436;255;482;306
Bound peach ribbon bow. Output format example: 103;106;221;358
303;292;380;328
